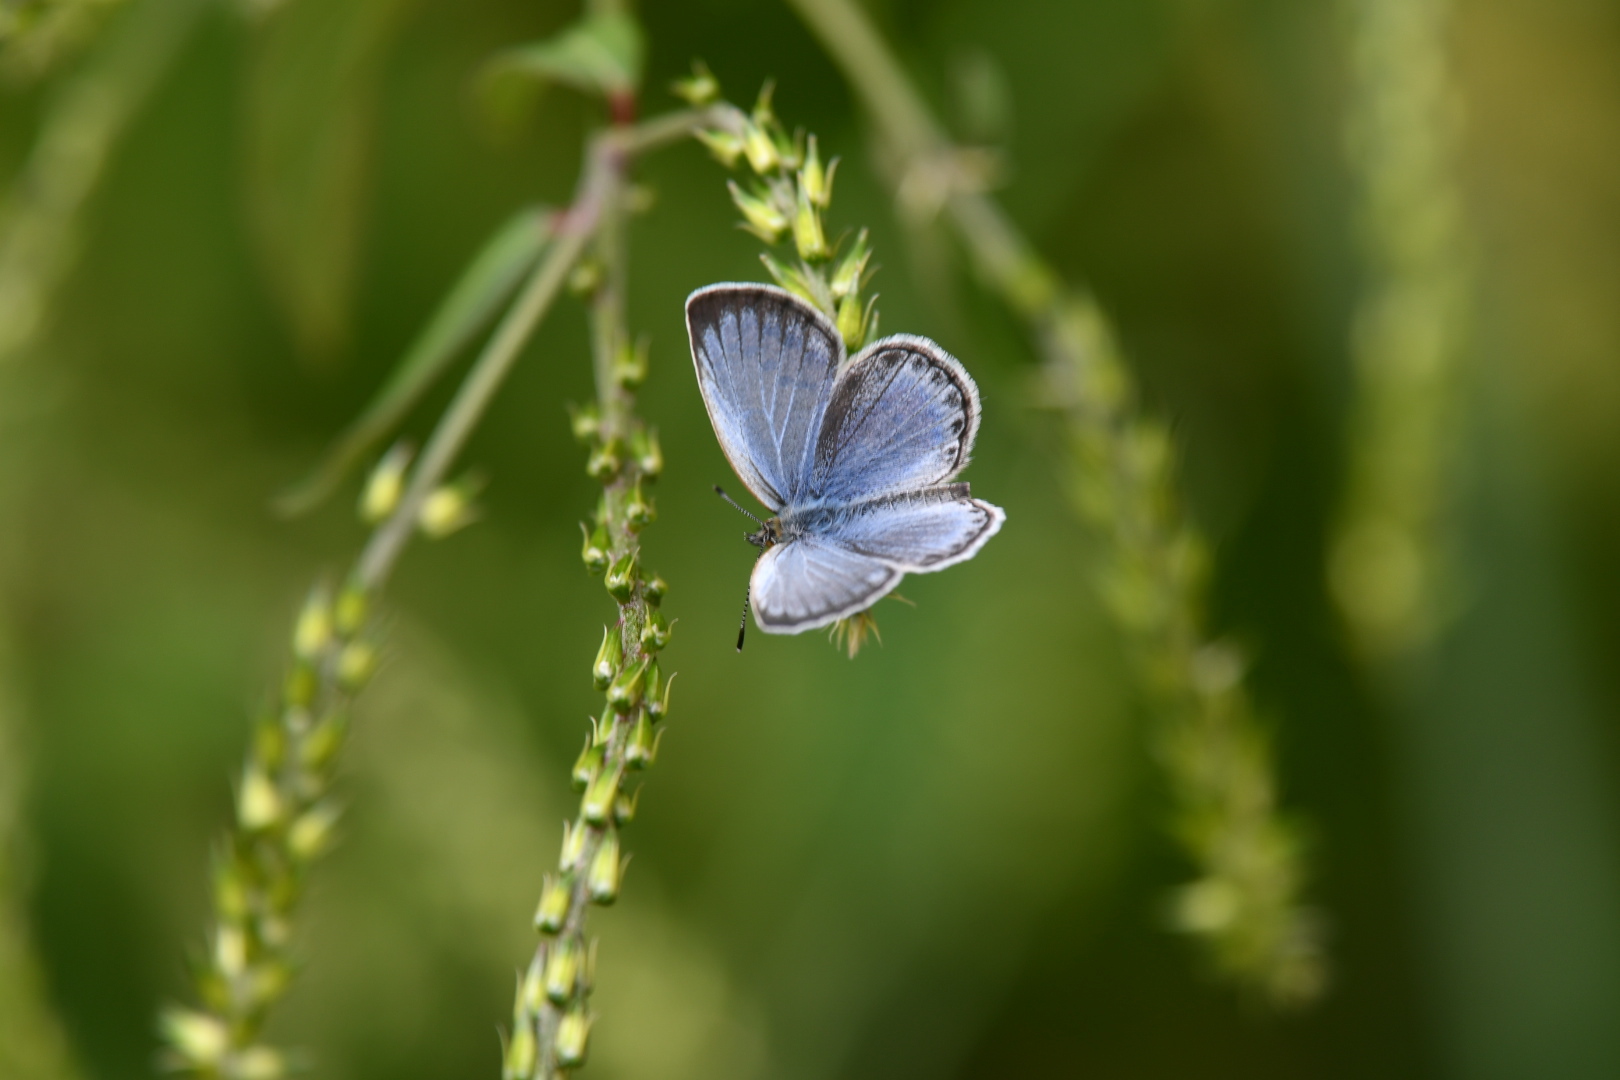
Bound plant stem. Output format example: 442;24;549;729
787;0;1325;1004
162;104;728;1079
1330;0;1469;663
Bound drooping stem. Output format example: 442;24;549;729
1330;0;1469;663
160;105;729;1079
786;0;1325;1004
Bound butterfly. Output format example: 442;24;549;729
686;283;1005;648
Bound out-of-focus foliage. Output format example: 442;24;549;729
1;1;1619;1079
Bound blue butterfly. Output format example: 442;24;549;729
686;283;1005;647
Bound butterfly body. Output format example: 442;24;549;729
687;284;1005;635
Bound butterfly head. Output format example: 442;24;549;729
746;517;784;551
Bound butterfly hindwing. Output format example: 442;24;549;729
751;535;901;633
686;284;844;512
799;485;1005;572
808;335;982;504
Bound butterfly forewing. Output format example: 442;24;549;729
808;335;981;505
686;284;844;511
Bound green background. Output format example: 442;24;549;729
4;0;1620;1077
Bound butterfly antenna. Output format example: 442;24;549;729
736;586;751;652
713;484;764;525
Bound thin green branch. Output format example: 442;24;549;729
787;0;1325;1004
161;103;729;1079
1330;0;1469;663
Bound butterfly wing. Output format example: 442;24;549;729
686;284;844;511
750;536;901;633
808;334;982;504
811;485;1005;572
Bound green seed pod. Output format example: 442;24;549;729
625;482;655;530
555;1006;594;1068
299;712;349;773
612;785;639;826
613;336;648;389
607;657;647;709
159;1008;229;1068
644;574;668;607
543;936;583;1003
568;402;601;443
587;826;622;904
648;668;675;721
729;179;788;242
625;711;660;770
640;611;672;652
251;715;285;771
592;626;621;689
237;767;283;831
695;127;745;168
533;873;571;935
287;802;341;861
604;552;638;601
830;228;871;299
585;438;623;481
630;426;663;478
560;818;589;868
792;185;829;261
503;1019;537;1080
572;736;604;790
582;763;623;825
336;641;376;691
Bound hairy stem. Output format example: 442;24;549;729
787;0;1325;1004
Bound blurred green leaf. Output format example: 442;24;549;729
275;205;553;517
476;8;641;108
243;0;411;359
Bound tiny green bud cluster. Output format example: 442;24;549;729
163;578;379;1078
694;73;879;350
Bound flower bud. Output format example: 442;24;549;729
533;873;571;935
612;336;648;389
587;826;622;904
612;784;639;826
333;581;368;636
643;661;667;719
799;135;837;208
299;712;349;772
742;120;779;174
214;859;248;921
160;1008;229;1068
586;438;622;481
829;229;871;299
644;574;668;607
287;802;342;861
237;767;282;831
555;1006;594;1068
792;189;828;262
251;716;285;771
604;552;638;601
695;128;745;168
359;442;412;523
568;402;601;443
337;640;376;691
592;625;622;689
293;589;332;661
214;923;247;979
418;478;481;538
607;657;647;709
503;1020;537;1080
582;763;623;825
567;260;602;296
560;818;589;868
572;736;604;790
629;426;662;477
729;180;788;243
580;522;610;575
283;664;316;710
672;61;720;105
837;292;879;351
625;483;655;531
625;711;661;769
639;611;672;652
544;936;584;1003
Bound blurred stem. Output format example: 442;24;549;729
1330;0;1469;663
0;0;207;362
788;0;1325;1004
162;105;725;1079
0;637;83;1080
